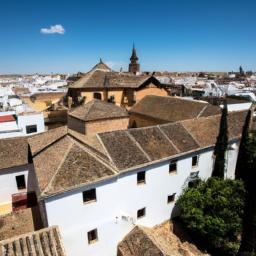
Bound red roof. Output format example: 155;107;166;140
0;115;15;123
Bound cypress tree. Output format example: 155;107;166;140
235;110;252;180
212;101;228;179
237;130;256;256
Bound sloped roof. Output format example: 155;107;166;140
0;226;66;256
69;69;151;89
29;128;116;197
129;95;221;123
118;221;209;256
97;111;247;171
0;137;29;170
91;59;112;72
68;99;128;122
28;126;67;156
29;110;247;198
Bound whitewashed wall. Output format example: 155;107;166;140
0;164;34;206
45;149;218;256
17;113;45;135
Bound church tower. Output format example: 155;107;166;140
128;45;140;74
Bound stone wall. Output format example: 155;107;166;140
68;116;129;135
68;116;86;134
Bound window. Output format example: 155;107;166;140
137;171;145;185
87;229;98;244
192;155;199;167
167;193;176;204
169;160;177;174
108;95;115;103
16;175;26;190
93;92;102;100
137;207;146;219
83;189;96;204
26;125;37;134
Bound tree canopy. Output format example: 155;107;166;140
176;178;245;255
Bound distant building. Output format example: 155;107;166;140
0;111;44;139
68;60;168;108
128;45;140;74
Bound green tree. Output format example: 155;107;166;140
237;129;256;256
212;102;228;179
235;110;252;180
176;178;245;255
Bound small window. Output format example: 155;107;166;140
169;160;177;174
16;175;26;190
137;171;145;185
108;95;115;103
137;207;146;219
192;155;199;167
83;189;96;204
26;125;37;134
93;92;102;100
87;229;98;244
167;193;176;204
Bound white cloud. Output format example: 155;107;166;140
40;24;65;34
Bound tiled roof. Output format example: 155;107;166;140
68;99;128;122
28;126;67;156
0;137;29;170
29;128;116;197
91;59;112;72
0;115;15;123
0;226;66;256
29;110;247;197
129;95;221;123
98;111;247;171
69;69;150;89
118;221;209;256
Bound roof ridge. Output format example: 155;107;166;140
180;122;202;147
96;133;119;170
87;99;97;115
125;130;152;161
31;131;68;157
136;226;166;256
157;125;180;153
42;139;74;195
197;105;208;118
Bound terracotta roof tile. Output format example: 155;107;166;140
69;69;150;89
33;136;72;193
0;137;28;170
98;130;149;170
44;142;115;195
69;99;128;122
160;123;200;152
130;95;221;123
0;226;66;256
128;127;178;161
28;126;67;156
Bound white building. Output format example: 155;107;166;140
0;111;44;139
23;109;246;256
0;137;36;215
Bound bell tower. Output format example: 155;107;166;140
128;44;140;74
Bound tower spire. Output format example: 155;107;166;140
129;44;140;74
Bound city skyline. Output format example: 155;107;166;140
1;0;256;74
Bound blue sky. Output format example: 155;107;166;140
0;0;255;74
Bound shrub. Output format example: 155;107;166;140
176;177;245;255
